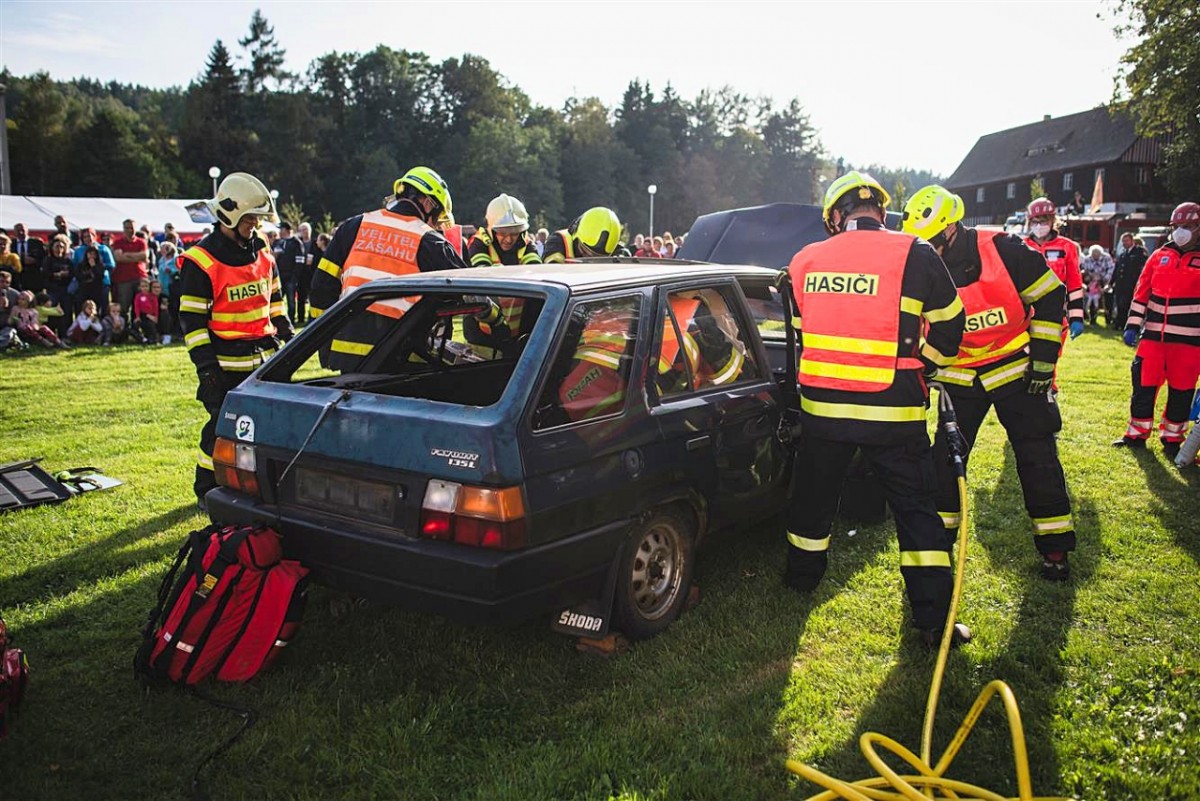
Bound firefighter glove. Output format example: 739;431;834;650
1026;360;1055;395
1123;328;1138;347
1069;319;1085;339
197;367;228;406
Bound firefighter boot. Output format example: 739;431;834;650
920;622;972;650
1111;436;1146;449
783;551;827;593
1040;551;1070;581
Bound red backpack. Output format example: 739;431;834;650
135;524;308;685
0;614;30;739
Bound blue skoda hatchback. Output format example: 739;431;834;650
205;260;795;639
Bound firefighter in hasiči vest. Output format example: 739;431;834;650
308;166;466;368
785;172;968;647
542;207;629;263
557;301;638;424
1113;201;1200;460
177;172;294;511
463;194;543;357
1026;197;1086;350
903;185;1076;581
655;289;747;396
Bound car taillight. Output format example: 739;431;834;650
213;437;260;497
420;480;526;550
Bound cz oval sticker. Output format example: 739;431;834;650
235;415;256;442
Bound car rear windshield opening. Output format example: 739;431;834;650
261;291;544;408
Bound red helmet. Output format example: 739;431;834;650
1027;198;1056;219
1171;202;1200;226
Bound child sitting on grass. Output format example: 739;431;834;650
101;302;128;346
12;290;68;349
67;299;103;344
131;278;159;345
35;291;67;338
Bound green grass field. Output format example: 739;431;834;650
1;330;1197;800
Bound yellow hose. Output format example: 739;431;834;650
786;433;1069;800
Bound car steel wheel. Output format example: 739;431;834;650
629;520;685;622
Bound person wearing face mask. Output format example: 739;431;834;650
177;172;294;511
903;185;1076;582
1113;202;1200;459
1025;198;1085;346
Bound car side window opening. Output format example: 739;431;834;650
738;280;788;342
532;295;641;431
656;286;757;399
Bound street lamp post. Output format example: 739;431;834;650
647;184;657;239
208;166;221;197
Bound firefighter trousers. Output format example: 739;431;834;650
786;434;952;631
194;397;222;502
932;385;1075;556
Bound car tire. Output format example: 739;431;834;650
613;509;695;640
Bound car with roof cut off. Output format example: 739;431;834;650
206;221;811;639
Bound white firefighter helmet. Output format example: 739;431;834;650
485;193;530;234
209;172;279;228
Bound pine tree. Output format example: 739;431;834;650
238;9;292;93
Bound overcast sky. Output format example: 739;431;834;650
0;0;1132;177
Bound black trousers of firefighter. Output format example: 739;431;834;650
931;382;1075;556
195;396;222;501
786;435;953;632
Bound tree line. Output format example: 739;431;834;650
2;10;943;235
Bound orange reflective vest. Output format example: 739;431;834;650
658;296;702;374
952;231;1030;368
183;244;277;340
442;224;463;256
553;229;575;261
340;209;430;319
788;229;922;392
558;309;631;421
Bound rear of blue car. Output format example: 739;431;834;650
205;277;625;624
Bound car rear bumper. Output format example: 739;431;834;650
205;488;628;625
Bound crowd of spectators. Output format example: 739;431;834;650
0;215;342;352
631;232;685;259
1073;233;1151;331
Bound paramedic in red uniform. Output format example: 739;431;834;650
1025;197;1085;346
785;172;968;647
1113;201;1200;459
177;172;293;510
904;185;1075;581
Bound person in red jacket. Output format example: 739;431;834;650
1113;201;1200;459
1026;197;1085;345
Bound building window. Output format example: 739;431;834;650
1135;166;1150;185
976;187;985;203
1062;173;1074;191
1006;182;1016;200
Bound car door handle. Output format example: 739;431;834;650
687;435;711;451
